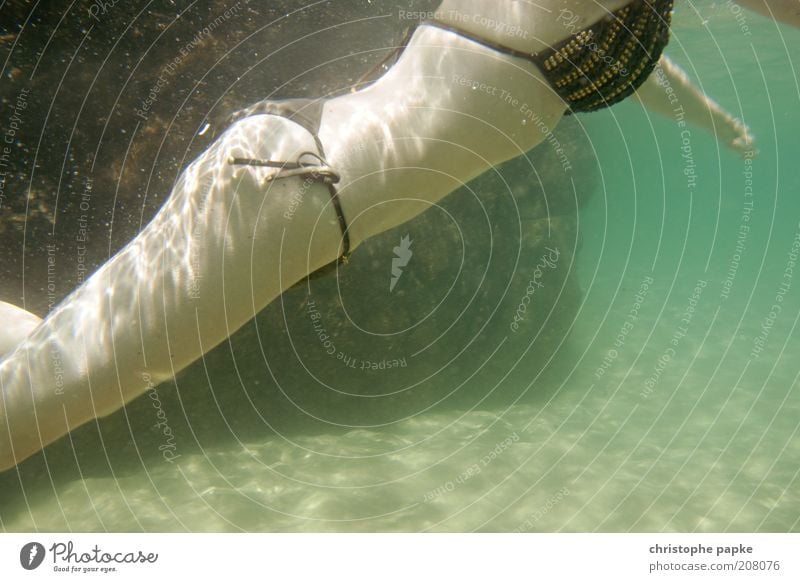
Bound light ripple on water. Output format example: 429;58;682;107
6;373;797;532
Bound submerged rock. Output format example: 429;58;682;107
0;0;598;479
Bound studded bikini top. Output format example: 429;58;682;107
532;0;674;113
423;0;674;114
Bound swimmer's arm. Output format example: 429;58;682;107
633;54;757;158
737;0;800;28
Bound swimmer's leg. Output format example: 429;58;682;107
0;114;345;471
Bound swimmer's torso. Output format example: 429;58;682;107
319;24;566;248
318;0;660;246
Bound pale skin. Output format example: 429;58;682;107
0;0;792;471
635;0;800;157
634;54;758;158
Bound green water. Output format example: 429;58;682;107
1;3;799;532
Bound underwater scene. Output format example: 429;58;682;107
0;0;798;532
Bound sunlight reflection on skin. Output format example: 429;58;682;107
320;25;564;245
0;302;41;358
0;20;570;470
0;115;343;470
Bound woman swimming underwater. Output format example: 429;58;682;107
0;0;791;471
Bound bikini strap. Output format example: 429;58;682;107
227;99;351;263
355;1;673;115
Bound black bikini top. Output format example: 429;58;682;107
425;0;674;114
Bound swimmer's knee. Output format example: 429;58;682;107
0;301;41;359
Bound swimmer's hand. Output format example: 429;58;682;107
722;117;759;159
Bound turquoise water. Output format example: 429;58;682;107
1;3;799;532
